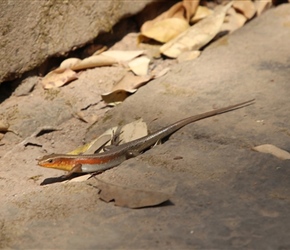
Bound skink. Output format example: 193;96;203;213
38;99;254;177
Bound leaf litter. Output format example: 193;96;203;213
41;0;268;101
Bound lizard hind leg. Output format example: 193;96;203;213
126;150;140;159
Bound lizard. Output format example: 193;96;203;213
38;99;255;177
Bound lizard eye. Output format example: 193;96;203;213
47;159;54;164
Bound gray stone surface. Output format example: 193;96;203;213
0;0;153;83
0;3;290;249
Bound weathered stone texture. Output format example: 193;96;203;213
0;0;153;83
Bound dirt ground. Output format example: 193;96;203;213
0;3;290;249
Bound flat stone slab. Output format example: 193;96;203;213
0;4;290;249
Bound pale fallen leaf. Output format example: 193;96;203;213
101;66;169;104
254;0;271;16
95;178;172;208
119;119;148;143
160;2;233;58
141;18;190;43
59;58;81;69
68;134;112;155
128;56;151;76
141;2;184;33
141;0;199;33
177;50;201;63
101;50;144;62
191;6;213;23
42;68;78;89
183;0;200;21
101;89;137;104
101;73;152;103
71;55;117;71
233;0;256;20
111;72;151;91
253;144;290;160
221;7;247;33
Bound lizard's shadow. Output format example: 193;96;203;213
40;173;84;185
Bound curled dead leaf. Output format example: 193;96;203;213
191;6;213;23
60;58;81;69
101;66;169;104
141;18;190;43
233;0;256;20
254;0;271;16
68;134;112;155
128;56;151;76
101;73;152;103
160;2;233;58
101;50;144;62
71;55;117;70
221;7;247;33
42;68;78;89
141;0;199;33
101;89;137;104
253;144;290;160
119;119;148;143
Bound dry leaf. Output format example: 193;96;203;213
101;73;152;103
141;0;199;33
183;0;200;21
71;55;117;70
191;6;213;23
221;7;247;33
177;50;201;63
42;68;78;89
68;134;112;155
141;18;190;43
141;2;184;33
254;0;271;16
119;119;148;143
233;0;256;19
112;73;152;91
95;178;172;208
253;144;290;160
101;66;169;104
138;43;162;59
101;89;137;104
160;2;233;58
59;58;81;69
101;50;144;62
128;56;151;76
